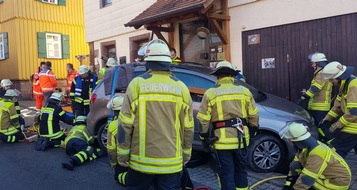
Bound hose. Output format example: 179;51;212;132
249;175;286;190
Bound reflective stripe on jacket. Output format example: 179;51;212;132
171;56;182;65
39;102;73;139
39;69;57;92
325;77;357;134
197;77;259;150
306;69;332;111
66;70;78;93
107;119;118;167
118;70;194;174
69;74;97;105
293;142;351;189
0;99;20;135
64;124;93;145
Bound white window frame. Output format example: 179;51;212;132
0;34;4;60
42;0;58;5
46;33;62;59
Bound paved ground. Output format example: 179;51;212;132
4;100;355;190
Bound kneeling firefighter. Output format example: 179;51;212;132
62;116;104;170
197;61;259;190
281;122;351;190
36;93;73;151
106;96;128;186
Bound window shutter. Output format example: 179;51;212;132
58;0;66;6
3;32;8;59
37;32;47;58
62;34;70;59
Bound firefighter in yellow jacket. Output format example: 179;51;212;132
299;53;332;127
319;61;357;158
197;61;259;190
117;39;194;189
282;122;351;190
62;116;104;170
0;90;25;143
106;96;127;186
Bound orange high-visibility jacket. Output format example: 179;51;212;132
39;69;57;93
66;69;78;93
32;71;43;96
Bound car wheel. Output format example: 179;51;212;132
248;134;285;172
97;122;109;152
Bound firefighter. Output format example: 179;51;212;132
32;62;46;110
62;116;104;171
106;96;128;186
70;65;97;117
117;39;194;189
2;88;25;130
298;52;332;126
197;61;259;190
36;93;73;151
65;63;78;96
319;61;357;158
0;90;25;143
39;61;58;102
170;48;182;64
0;79;12;98
282;122;351;190
98;57;117;82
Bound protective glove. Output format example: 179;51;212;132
282;175;298;190
248;125;259;137
329;123;343;135
318;120;334;142
297;94;310;109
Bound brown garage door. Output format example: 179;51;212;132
242;13;357;101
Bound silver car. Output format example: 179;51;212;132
87;63;317;173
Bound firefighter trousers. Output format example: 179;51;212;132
35;95;44;110
0;131;25;143
217;149;248;190
126;168;181;190
330;132;357;158
66;138;102;166
72;102;90;117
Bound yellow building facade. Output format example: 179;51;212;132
0;0;89;81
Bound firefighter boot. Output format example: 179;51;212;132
35;137;50;151
62;158;76;171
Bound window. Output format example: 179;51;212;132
37;32;70;59
0;32;8;60
42;0;57;4
101;0;112;8
46;33;62;58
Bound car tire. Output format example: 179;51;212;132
97;122;109;153
248;134;286;173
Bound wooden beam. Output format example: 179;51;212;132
145;12;200;28
221;0;231;61
208;18;228;44
146;26;174;32
152;30;170;46
207;13;230;21
201;0;214;14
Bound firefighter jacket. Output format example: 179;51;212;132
32;70;43;96
107;119;119;167
39;68;57;92
171;56;182;64
325;76;357;134
66;69;78;93
306;68;332;111
117;70;194;174
197;77;259;150
290;142;351;189
0;98;20;135
39;100;73;139
97;67;107;82
0;88;6;98
64;123;93;146
70;73;97;106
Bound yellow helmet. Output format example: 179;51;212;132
321;61;354;80
282;122;311;142
210;61;239;76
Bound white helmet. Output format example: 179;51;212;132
78;65;89;75
281;122;311;142
1;79;12;87
107;96;124;110
210;61;239;76
310;53;327;63
4;89;19;97
50;93;64;102
106;58;118;67
321;61;355;80
138;39;172;63
74;116;87;124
